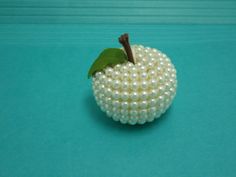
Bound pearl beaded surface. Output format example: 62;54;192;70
92;45;177;125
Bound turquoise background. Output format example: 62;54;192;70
0;0;236;176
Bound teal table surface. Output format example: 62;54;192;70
0;24;236;177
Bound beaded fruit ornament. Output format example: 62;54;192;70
88;34;177;125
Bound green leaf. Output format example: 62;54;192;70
88;48;128;78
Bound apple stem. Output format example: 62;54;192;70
119;33;135;64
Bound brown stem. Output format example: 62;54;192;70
119;33;135;64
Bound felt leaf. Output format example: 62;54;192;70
88;48;128;78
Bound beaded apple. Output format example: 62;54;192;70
88;34;177;125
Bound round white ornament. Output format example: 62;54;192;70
89;34;177;125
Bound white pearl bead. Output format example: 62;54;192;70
165;98;170;105
112;100;120;108
97;99;102;106
131;92;139;101
140;66;147;72
113;80;120;89
138;118;146;124
112;114;120;121
169;87;175;93
98;84;105;91
167;67;172;73
150;99;157;107
140;91;148;100
140;101;148;109
160;103;165;111
141;81;148;90
165;82;171;89
164;72;170;78
120;115;128;124
130;101;138;109
139;114;147;120
95;71;102;78
130;66;137;73
105;67;113;76
121;65;128;73
141;57;147;63
123;72;129;79
131;81;139;90
164;91;170;97
112;71;120;78
105;88;112;97
148;53;153;57
106;110;112;117
121;92;129;101
122;81;129;90
127;62;133;68
158;86;165;94
148;70;156;77
92;45;177;125
129;118;137;125
112;90;120;99
138;54;143;59
171;73;176;79
147;116;154;122
120;109;129;116
158;76;164;83
136;62;142;67
98;93;104;100
152;48;158;53
150;89;158;98
121;102;129;109
99;75;106;82
150;79;158;88
159;57;164;62
100;105;106;112
101;104;107;111
150;110;157;118
150;57;156;63
105;97;112;104
157;66;162;72
130;110;138;116
140;72;148;80
158;95;164;102
147;62;153;68
155;112;161;119
92;77;97;82
114;64;121;70
94;79;100;86
93;89;99;96
131;73;138;80
139;45;144;48
150;107;156;113
106;78;112;86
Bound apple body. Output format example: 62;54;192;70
92;45;177;125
